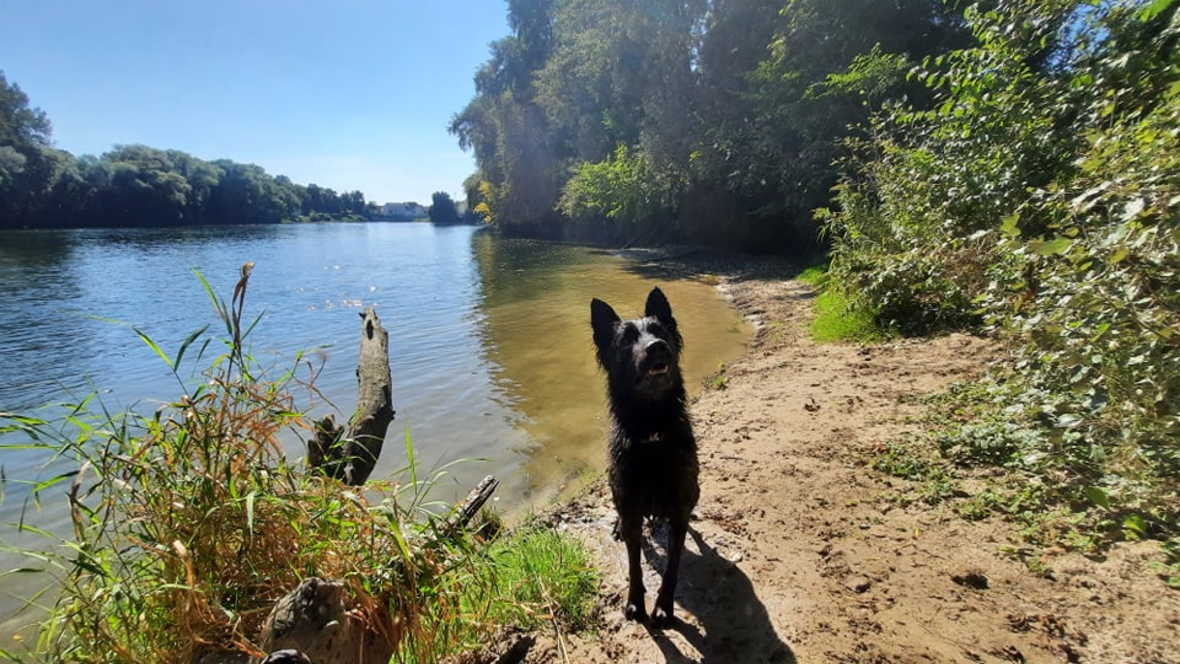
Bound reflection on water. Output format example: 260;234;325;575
0;223;749;637
0;230;77;266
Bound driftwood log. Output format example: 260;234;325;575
308;306;395;486
256;476;500;664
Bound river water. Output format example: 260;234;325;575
0;222;748;635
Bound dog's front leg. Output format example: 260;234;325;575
619;513;647;621
652;518;687;626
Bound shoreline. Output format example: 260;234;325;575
484;248;1178;664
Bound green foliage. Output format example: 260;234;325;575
452;0;970;250
0;70;370;229
558;144;679;232
873;442;942;482
478;525;599;632
0;268;592;663
824;0;1084;334
1156;538;1180;589
429;191;462;224
872;441;960;506
0;72;51;147
826;0;1180;559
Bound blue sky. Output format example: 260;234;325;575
0;1;510;205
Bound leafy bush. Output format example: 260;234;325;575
827;0;1180;553
558;144;683;238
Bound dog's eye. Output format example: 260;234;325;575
620;323;639;343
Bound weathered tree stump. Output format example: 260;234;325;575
308;306;395;486
257;578;398;664
255;476;500;664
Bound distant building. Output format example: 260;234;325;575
374;202;428;220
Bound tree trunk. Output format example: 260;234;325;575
308;306;394;486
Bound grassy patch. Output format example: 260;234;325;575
795;260;883;343
796;263;828;286
398;520;600;664
812;287;882;343
876;379;1180;575
480;526;599;631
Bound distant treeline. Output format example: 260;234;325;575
450;0;977;252
0;72;371;229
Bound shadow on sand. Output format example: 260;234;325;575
640;525;797;664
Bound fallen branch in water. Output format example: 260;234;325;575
307;305;395;486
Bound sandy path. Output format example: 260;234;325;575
485;255;1179;664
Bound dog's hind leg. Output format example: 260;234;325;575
652;518;688;627
619;513;648;621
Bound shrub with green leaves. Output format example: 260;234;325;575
826;0;1180;552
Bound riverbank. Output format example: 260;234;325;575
481;248;1178;664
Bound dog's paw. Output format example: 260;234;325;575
624;599;647;622
650;603;675;628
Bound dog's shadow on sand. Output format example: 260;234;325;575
639;525;797;664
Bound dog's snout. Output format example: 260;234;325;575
642;338;672;375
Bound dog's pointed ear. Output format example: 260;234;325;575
644;288;674;324
591;298;620;351
645;287;681;347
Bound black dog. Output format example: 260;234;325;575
591;287;699;626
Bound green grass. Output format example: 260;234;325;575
395;519;601;664
481;526;599;631
811;287;882;343
795;260;883;343
796;263;828;287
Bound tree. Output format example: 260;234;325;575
0;70;366;229
428;191;461;224
451;0;975;251
448;0;562;235
1;70;60;226
207;160;300;224
92;145;193;225
0;71;51;148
